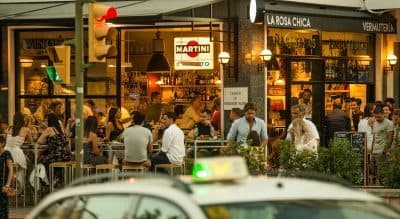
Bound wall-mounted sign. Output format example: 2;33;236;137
265;12;396;33
223;87;248;110
174;37;214;70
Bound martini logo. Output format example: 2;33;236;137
175;40;211;58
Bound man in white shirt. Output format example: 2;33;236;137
286;104;319;143
150;112;185;171
121;112;152;168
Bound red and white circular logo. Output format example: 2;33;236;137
186;40;199;57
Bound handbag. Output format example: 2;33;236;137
2;162;15;197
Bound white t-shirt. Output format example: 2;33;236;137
161;124;185;165
286;118;320;141
358;118;373;152
122;125;152;163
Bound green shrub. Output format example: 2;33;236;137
273;139;363;185
221;141;265;175
377;148;400;188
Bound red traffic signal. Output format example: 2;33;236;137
88;3;118;62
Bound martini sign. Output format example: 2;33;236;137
174;37;214;70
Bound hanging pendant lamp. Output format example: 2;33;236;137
147;31;170;73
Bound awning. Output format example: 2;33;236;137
277;0;400;10
0;0;223;20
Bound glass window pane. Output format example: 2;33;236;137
291;84;313;119
136;196;189;219
86;61;117;95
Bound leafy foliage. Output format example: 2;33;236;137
272;139;363;185
377;148;400;188
221;141;265;175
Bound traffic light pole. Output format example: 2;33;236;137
74;0;84;178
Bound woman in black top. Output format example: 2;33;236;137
0;135;14;219
105;107;124;142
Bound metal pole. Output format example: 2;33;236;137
74;0;84;178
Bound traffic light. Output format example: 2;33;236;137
46;45;71;84
88;3;118;62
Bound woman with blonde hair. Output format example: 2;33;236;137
289;118;318;153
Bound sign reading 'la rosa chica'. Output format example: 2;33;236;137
174;37;214;70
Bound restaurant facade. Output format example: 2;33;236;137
0;0;399;145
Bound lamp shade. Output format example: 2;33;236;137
218;51;230;64
147;31;170;73
387;54;397;66
260;49;272;62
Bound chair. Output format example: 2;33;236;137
49;161;73;192
154;161;185;176
13;164;26;208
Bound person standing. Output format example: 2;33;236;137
286;104;319;143
369;106;394;185
358;103;376;153
227;103;268;148
211;97;221;132
0;135;14;219
145;92;163;125
288;118;318;153
300;89;312;120
391;109;400;149
150;112;185;170
325;99;351;143
351;98;363;131
122;112;152;168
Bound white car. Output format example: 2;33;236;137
27;157;400;219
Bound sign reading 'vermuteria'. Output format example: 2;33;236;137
223;87;248;110
174;37;214;70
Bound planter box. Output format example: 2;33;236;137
359;187;400;209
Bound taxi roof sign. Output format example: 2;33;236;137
192;157;249;182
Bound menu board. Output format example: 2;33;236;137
334;132;367;185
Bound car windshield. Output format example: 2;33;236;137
202;200;400;219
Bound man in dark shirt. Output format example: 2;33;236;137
325;99;351;143
351;98;363;131
145;92;163;125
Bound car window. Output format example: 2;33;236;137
135;196;189;219
35;194;140;219
202;200;400;219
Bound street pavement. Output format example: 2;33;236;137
10;207;33;219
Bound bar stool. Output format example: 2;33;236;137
13;164;26;208
95;164;121;175
154;162;185;176
121;164;147;173
70;162;95;182
49;161;73;192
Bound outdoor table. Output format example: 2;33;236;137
100;142;161;164
186;138;227;161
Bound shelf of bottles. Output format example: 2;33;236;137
159;71;221;103
324;57;371;82
324;84;351;113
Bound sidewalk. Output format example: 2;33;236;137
9;207;33;219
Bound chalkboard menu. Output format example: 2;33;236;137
334;132;367;185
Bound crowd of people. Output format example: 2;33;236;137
0;93;399;215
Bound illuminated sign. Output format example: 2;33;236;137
174;37;214;70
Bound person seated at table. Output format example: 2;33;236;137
247;130;261;146
38;113;71;186
0;134;14;219
5;112;32;192
186;110;218;158
150;112;185;171
121;112;152;168
105;107;124;142
83;116;107;165
187;110;214;140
